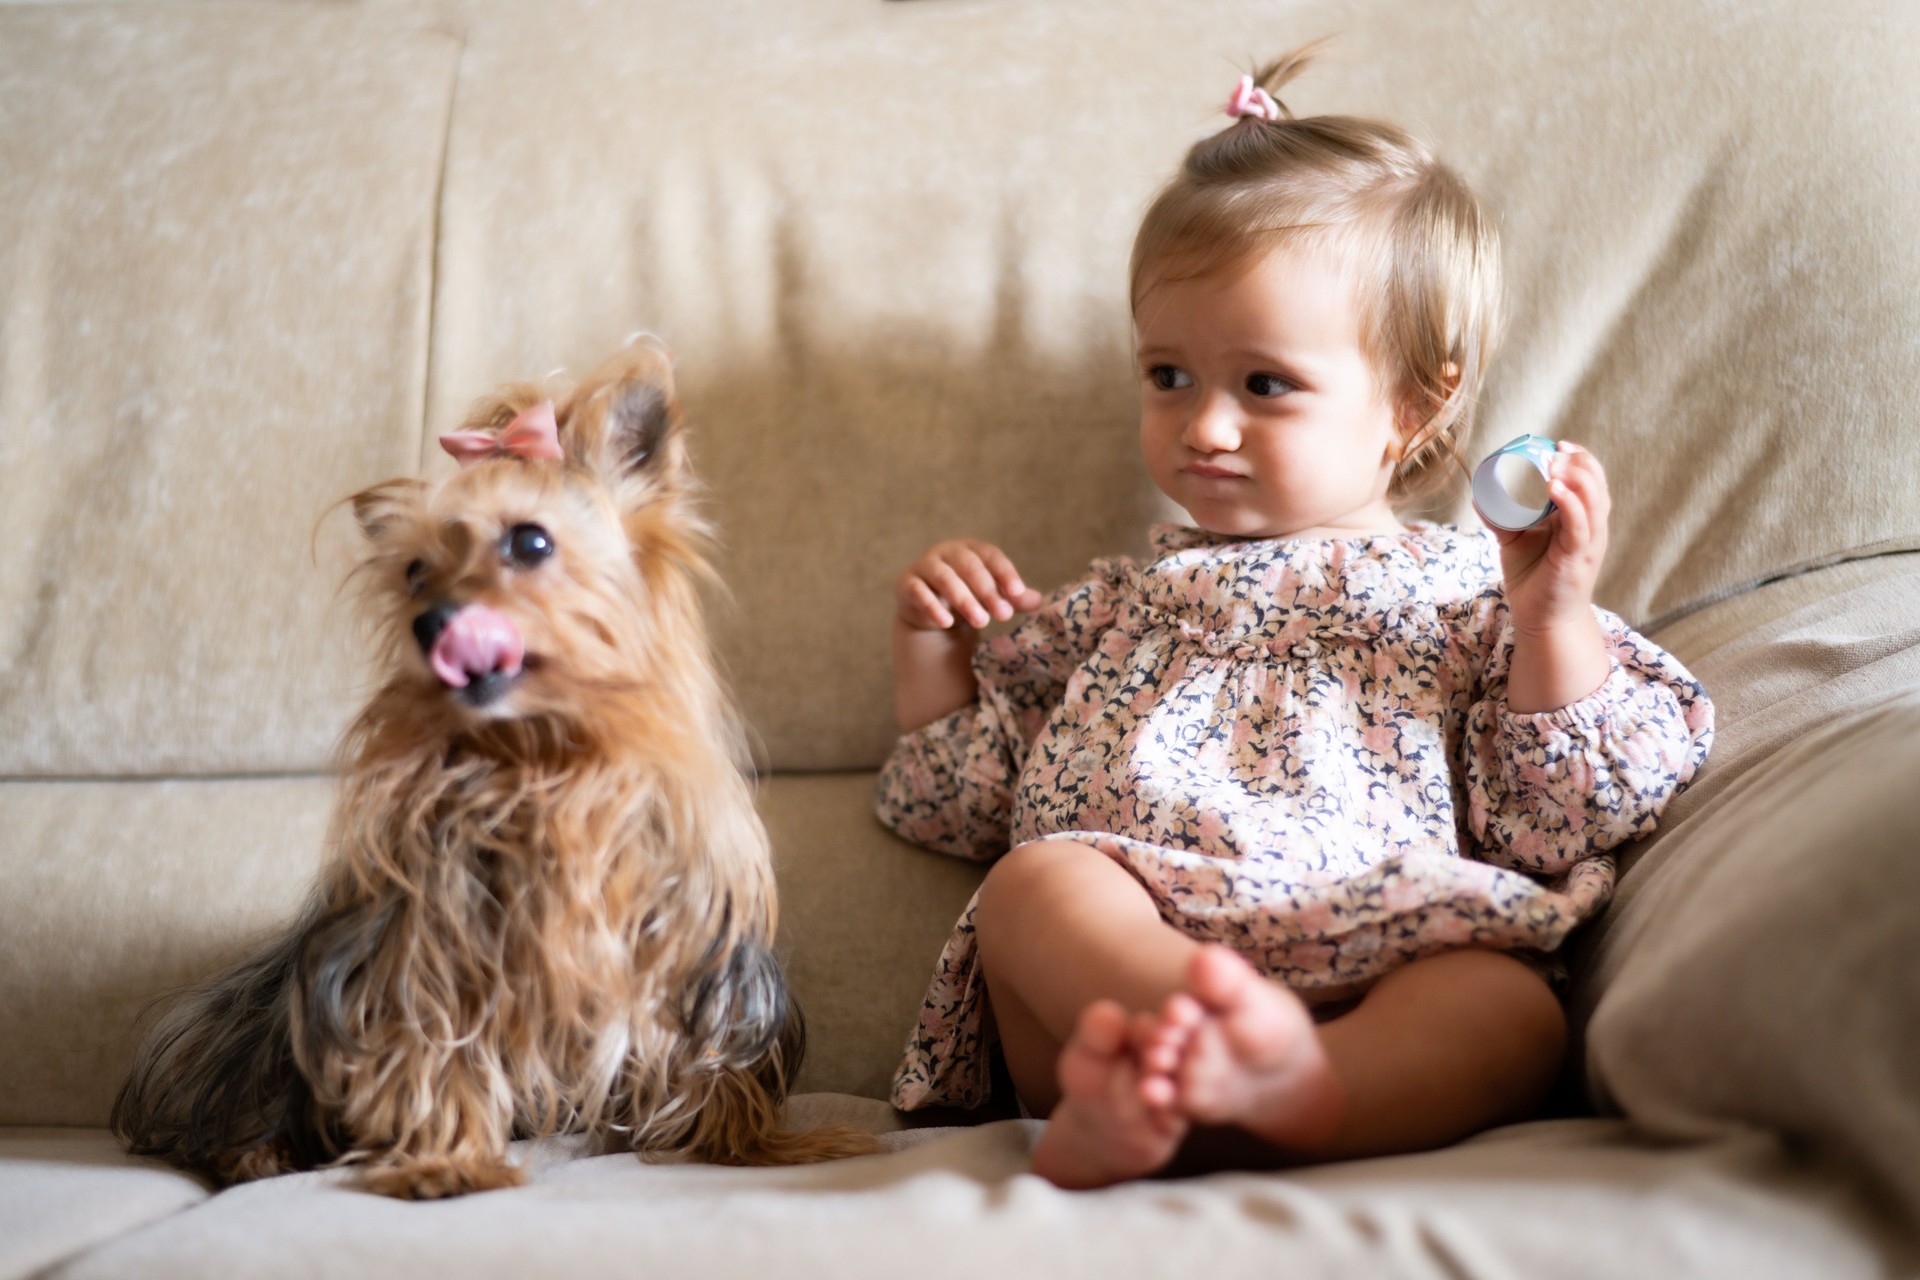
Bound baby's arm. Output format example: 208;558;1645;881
1463;444;1714;868
893;539;1043;731
1491;442;1613;713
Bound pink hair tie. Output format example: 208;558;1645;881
1225;74;1282;122
439;400;565;466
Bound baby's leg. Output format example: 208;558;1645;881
1168;945;1566;1170
972;838;1207;1186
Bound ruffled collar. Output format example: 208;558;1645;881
1146;521;1482;560
1127;522;1499;646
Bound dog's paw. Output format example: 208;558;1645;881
361;1155;526;1199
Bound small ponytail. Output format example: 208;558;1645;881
1247;38;1330;119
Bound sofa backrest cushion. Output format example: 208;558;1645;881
6;1;1918;776
413;0;1920;769
0;6;460;777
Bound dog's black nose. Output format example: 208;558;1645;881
412;603;460;655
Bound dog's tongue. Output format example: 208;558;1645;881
429;605;524;689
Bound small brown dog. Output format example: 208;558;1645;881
113;341;873;1197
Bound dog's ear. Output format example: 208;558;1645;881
603;376;677;477
350;479;425;546
562;338;686;497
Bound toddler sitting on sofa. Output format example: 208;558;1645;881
875;48;1713;1189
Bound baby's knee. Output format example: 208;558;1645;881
1399;948;1567;1065
974;839;1100;949
1465;950;1568;1073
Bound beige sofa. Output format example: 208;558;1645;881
3;0;1918;1275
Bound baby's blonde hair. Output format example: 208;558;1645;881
1130;44;1503;502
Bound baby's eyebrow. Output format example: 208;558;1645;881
1230;347;1322;375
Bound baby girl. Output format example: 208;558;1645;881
876;49;1713;1188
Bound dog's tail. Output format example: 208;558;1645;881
674;943;884;1165
110;908;339;1184
682;1003;886;1165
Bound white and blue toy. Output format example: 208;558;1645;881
1471;434;1559;532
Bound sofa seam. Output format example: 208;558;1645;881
1641;542;1920;637
416;21;469;474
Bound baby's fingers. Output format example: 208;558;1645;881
971;543;1045;615
1556;448;1610;529
947;545;1020;623
896;575;956;630
1550;446;1609;551
922;558;997;628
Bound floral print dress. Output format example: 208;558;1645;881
876;523;1714;1111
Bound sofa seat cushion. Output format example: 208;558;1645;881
0;1128;205;1280
11;1107;1904;1280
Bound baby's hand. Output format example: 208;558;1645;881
1492;442;1610;635
896;539;1044;631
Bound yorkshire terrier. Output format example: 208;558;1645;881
112;341;875;1198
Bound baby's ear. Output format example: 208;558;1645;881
1393;360;1462;460
563;338;686;498
350;478;425;545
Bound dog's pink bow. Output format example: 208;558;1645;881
438;401;564;466
1226;74;1282;122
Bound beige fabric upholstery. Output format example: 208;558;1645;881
0;774;978;1124
2;0;1917;1273
418;0;1920;770
14;1115;1905;1280
0;5;457;776
1589;690;1920;1228
0;778;332;1127
0;1129;206;1280
765;774;986;1101
1574;556;1920;1229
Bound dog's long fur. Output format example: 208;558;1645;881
112;342;873;1197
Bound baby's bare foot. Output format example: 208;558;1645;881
1030;1000;1188;1190
1130;995;1200;1112
1175;946;1346;1150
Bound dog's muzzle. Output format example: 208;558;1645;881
414;603;525;706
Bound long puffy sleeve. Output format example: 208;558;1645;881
1459;598;1714;876
874;557;1131;861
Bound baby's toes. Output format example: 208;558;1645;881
1056;1000;1130;1101
1126;1007;1180;1077
1174;1018;1240;1124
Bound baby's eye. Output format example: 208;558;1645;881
404;559;428;596
1245;372;1295;398
504;523;556;568
1148;365;1193;391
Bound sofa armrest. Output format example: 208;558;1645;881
1578;687;1920;1230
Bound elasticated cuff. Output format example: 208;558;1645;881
1497;660;1630;740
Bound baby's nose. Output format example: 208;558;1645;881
1184;396;1243;451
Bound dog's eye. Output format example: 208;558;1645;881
404;559;428;596
504;523;555;568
